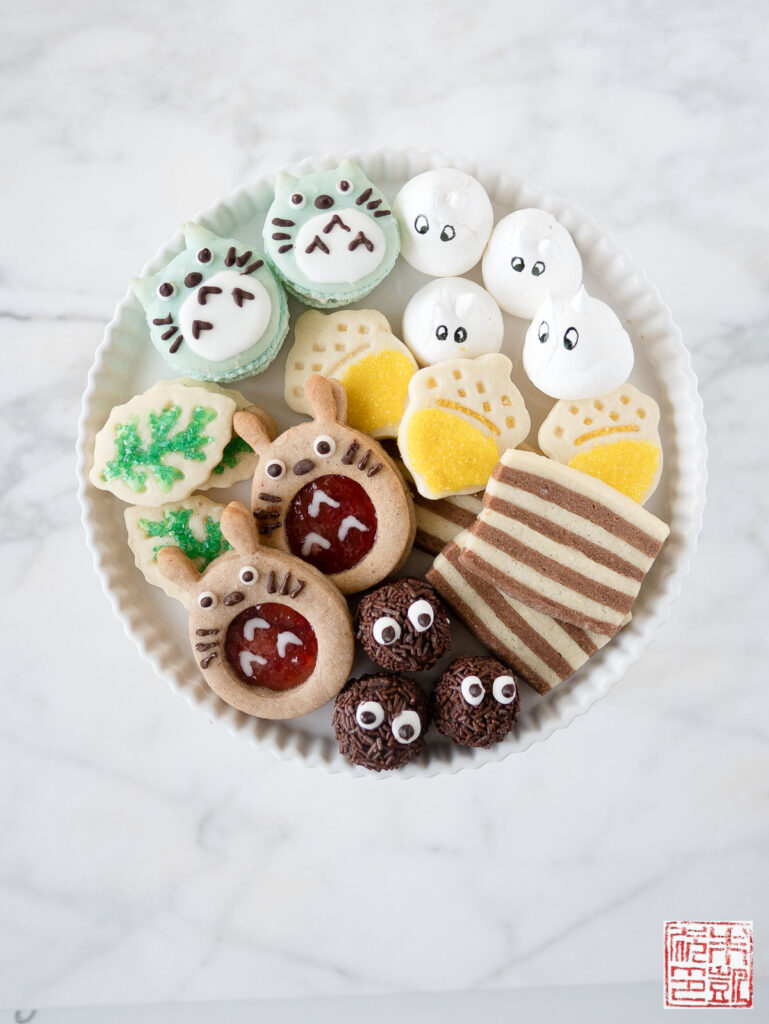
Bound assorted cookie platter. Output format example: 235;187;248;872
77;149;706;777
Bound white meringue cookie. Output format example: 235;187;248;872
402;278;504;366
523;287;634;399
482;208;583;319
393;168;494;276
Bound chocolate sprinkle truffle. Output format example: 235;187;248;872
433;655;519;748
354;577;451;672
332;673;431;771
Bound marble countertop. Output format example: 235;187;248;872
2;0;767;1010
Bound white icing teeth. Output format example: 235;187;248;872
308;489;341;517
523;286;635;399
481;208;583;319
301;532;332;556
294;210;386;284
178;269;272;361
243;616;269;641
338;515;368;542
277;631;302;658
239;651;267;676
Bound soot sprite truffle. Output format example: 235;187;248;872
354;577;451;671
332;673;431;771
433;656;519;748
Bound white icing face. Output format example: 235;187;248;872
393;168;494;276
482;209;583;319
178;270;271;361
523;288;635;400
293;209;386;283
402;278;504;366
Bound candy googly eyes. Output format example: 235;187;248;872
265;458;286;480
538;321;549;344
356;701;384;730
372;616;401;645
493;675;517;704
198;591;218;609
461;675;485;706
290;192;305;209
337;179;352;194
407;599;434;633
196;248;213;264
563;326;579;350
511;256;525;272
157;282;175;299
239;566;258;585
532;260;545;276
313;435;335;458
392;709;421;744
440;225;456;242
414;214;429;234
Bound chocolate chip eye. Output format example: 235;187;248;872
337;179;352;193
414;214;429;234
454;327;467;344
436;324;448;341
156;282;175;299
313;435;335;458
392;710;421;744
239;566;258;585
532;260;545;276
538;320;550;344
372;616;402;646
493;675;517;705
407;599;434;633
356;700;384;730
290;193;305;208
511;256;525;272
440;224;456;242
196;248;213;264
198;591;217;609
265;459;286;480
563;326;579;350
461;675;485;706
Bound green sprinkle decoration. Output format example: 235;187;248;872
140;508;231;570
101;404;217;493
212;434;253;475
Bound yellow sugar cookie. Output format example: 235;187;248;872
397;353;531;499
283;309;417;438
538;384;662;504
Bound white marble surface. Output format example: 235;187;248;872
2;0;768;1010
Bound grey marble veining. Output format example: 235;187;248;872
1;0;768;1008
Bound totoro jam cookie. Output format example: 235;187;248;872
157;501;353;720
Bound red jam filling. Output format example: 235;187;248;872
285;474;377;574
224;602;318;690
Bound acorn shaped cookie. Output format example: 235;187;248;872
234;375;416;595
332;673;431;771
157;501;353;719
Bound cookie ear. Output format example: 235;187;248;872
233;409;274;453
157;546;201;594
220;501;259;554
305;374;347;424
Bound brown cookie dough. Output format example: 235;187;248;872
332;673;431;771
354;577;451;672
433;655;519;748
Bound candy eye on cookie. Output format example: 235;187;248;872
392;709;421;744
313;435;335;458
461;675;485;706
239;565;259;585
198;590;218;609
372;616;401;646
265;458;286;480
407;599;434;632
356;700;384;730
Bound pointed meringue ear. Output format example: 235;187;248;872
157;546;201;594
221;501;259;554
305;375;347;424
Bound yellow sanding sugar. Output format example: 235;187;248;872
569;440;660;504
406;408;499;495
340;350;415;435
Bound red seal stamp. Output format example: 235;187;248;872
664;921;753;1008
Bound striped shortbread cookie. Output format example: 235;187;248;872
412;490;484;555
458;449;669;636
426;534;618;694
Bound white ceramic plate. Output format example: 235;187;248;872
76;148;707;777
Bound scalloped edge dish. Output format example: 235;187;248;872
76;148;707;778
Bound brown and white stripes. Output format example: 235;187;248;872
458;450;669;636
426;533;618;694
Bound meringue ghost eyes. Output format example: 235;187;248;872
392;710;421;744
511;256;525;272
532;260;545;276
372;616;401;645
436;324;448;341
538;321;550;343
414;214;429;234
440;225;456;242
454;327;467;344
563;326;579;350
